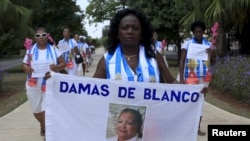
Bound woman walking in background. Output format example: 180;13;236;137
179;21;216;136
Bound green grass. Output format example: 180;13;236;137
0;66;27;117
0;89;27;117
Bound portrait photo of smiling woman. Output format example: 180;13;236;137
106;103;146;141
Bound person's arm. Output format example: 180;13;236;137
206;48;216;66
50;56;66;72
22;63;33;75
179;49;187;84
22;51;33;75
92;56;107;79
155;52;177;83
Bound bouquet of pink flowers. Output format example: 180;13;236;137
48;33;56;45
23;38;33;50
23;38;37;87
211;22;219;49
23;38;33;64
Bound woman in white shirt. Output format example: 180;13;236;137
22;27;66;137
58;27;79;75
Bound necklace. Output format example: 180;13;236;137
124;54;137;61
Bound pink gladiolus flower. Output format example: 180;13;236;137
23;38;33;50
213;32;218;36
27;53;32;65
211;22;220;49
47;33;54;43
211;39;216;44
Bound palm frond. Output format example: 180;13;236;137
205;0;224;25
0;0;11;15
14;5;32;24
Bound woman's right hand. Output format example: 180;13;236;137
25;65;33;74
44;71;51;80
180;79;185;84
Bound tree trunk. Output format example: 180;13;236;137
216;27;229;57
238;21;250;55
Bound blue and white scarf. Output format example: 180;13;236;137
29;43;57;64
104;44;160;83
28;43;58;87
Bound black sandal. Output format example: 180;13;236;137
40;127;45;136
198;129;206;136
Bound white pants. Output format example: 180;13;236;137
25;79;45;113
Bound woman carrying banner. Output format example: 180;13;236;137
106;108;143;141
92;8;177;83
22;27;66;137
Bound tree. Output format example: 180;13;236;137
129;0;187;63
0;0;32;57
86;0;129;24
33;0;87;43
99;25;109;47
86;0;187;64
176;0;250;55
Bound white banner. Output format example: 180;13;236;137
45;72;204;141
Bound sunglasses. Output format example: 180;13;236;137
35;33;48;38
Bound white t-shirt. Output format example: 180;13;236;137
23;44;62;83
155;41;162;53
58;38;78;75
82;42;89;53
23;45;61;65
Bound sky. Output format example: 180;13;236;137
76;0;109;38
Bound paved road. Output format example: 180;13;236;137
0;58;23;70
0;47;249;141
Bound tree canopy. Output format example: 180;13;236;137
1;0;250;57
0;0;32;56
0;0;87;57
85;0;250;55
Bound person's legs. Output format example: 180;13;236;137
88;56;91;66
82;62;85;76
26;84;46;136
197;80;206;136
198;116;206;136
34;112;45;136
85;57;89;72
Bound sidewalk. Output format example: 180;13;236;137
0;47;249;141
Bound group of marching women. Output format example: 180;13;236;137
22;7;216;140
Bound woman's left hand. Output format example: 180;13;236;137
44;71;51;80
50;64;58;72
206;48;213;55
200;87;208;97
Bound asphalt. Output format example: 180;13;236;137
0;47;249;141
0;58;23;70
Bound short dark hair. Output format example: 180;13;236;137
119;108;143;137
63;27;71;33
190;21;206;32
35;27;47;33
107;8;155;58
